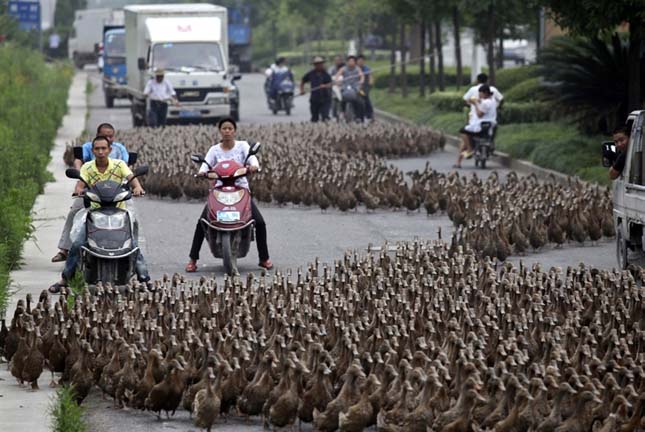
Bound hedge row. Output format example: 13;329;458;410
0;44;71;311
425;90;553;124
373;68;475;89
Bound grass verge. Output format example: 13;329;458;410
0;44;72;313
371;87;608;185
49;385;88;432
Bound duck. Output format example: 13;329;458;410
115;348;139;408
193;367;220;432
313;362;366;432
145;359;186;419
555;390;603;432
132;349;163;409
238;350;278;417
21;324;45;390
269;359;310;428
338;373;381;432
70;341;95;405
298;359;334;424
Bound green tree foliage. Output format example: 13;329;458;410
539;0;644;111
538;34;637;133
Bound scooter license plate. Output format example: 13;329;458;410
217;211;240;222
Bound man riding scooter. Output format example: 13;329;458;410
51;123;129;263
265;57;294;113
454;85;497;169
49;136;149;293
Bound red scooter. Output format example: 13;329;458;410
190;142;260;275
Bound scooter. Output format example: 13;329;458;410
65;165;148;286
190;142;261;276
267;72;295;115
473;122;496;169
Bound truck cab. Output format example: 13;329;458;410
102;27;127;108
604;110;645;268
125;4;237;126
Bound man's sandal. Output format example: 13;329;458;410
185;261;197;272
51;251;68;262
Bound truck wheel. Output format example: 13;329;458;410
480;159;486;169
617;230;629;269
221;232;237;276
104;92;115;108
230;110;239;122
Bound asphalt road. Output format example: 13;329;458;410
81;68;619;431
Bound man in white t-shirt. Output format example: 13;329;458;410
454;85;497;168
144;68;178;127
463;73;503;123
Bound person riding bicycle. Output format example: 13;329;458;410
334;55;365;122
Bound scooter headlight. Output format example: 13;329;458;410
113;191;129;202
90;212;127;229
214;190;244;205
85;191;100;203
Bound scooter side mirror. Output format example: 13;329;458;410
248;142;261;156
132;165;149;178
191;154;205;164
601;141;617;168
66;168;82;179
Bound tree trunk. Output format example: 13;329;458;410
434;19;445;91
497;31;504;69
627;18;642;112
400;22;408;97
486;2;496;85
428;20;437;93
453;6;463;90
271;19;277;60
358;24;364;55
419;19;426;97
388;19;397;94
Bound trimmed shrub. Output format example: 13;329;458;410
373;68;473;89
0;44;71;312
494;65;538;91
498;102;554;124
427;92;466;112
504;77;544;102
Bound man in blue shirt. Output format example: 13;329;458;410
51;123;130;262
357;54;374;121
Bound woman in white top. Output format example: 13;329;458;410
185;118;273;272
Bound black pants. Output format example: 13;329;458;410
148;100;168;127
189;200;269;262
341;98;364;122
362;94;373;119
310;98;331;122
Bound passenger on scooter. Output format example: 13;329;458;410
185;117;273;272
51;123;129;263
48;136;148;293
334;55;365;122
454;85;497;169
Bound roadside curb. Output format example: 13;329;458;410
0;71;88;432
374;107;574;184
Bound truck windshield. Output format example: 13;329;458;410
152;42;224;71
105;32;125;58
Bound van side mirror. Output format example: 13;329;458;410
137;57;146;71
191;154;205;164
232;74;242;82
601;141;617;168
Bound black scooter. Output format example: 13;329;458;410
65;165;148;286
473;122;496;169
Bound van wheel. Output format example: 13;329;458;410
617;230;629;269
105;92;115;108
480;159;486;169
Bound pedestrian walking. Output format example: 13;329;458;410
357;54;374;121
300;56;333;122
144;68;177;127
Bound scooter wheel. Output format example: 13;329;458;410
221;232;236;276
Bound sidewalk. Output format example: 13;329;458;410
0;71;88;431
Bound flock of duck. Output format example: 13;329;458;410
65;122;614;259
2;240;644;431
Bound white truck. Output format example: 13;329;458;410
124;3;239;126
68;8;116;68
602;110;645;268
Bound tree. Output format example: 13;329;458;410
539;0;644;111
